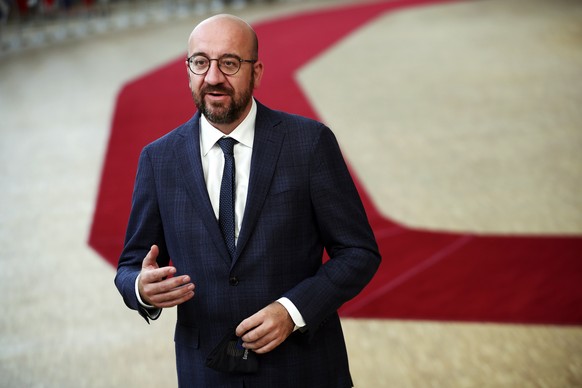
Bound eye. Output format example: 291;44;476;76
193;56;209;67
221;57;239;70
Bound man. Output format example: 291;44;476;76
115;14;381;387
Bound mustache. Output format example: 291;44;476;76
201;85;233;95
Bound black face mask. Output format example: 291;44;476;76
206;331;259;374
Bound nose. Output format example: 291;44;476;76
204;60;227;85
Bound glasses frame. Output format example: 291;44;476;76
187;54;258;76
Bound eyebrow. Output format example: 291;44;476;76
189;52;241;58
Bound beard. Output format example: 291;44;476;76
192;76;254;125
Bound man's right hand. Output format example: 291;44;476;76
138;245;195;308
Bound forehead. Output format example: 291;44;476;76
188;18;253;57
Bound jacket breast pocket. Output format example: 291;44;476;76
174;323;200;349
266;187;299;208
265;165;307;214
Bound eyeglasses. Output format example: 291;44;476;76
187;54;257;76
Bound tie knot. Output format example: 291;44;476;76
217;137;237;155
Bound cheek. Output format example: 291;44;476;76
187;73;194;90
186;67;193;88
188;76;203;93
233;77;252;94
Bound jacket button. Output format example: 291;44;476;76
229;276;239;286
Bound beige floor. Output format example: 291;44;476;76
298;0;582;235
1;0;581;387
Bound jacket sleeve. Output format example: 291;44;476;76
282;124;381;335
114;146;170;323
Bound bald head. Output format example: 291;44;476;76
185;13;264;134
188;14;258;59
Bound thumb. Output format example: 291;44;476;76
142;245;160;270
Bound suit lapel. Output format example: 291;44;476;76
174;114;232;266
234;103;286;266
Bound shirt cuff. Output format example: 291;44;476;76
135;274;162;320
277;297;306;332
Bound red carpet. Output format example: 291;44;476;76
89;0;582;325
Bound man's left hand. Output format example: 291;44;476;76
235;302;294;354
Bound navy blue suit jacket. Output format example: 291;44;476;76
115;101;381;387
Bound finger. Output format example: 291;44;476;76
240;322;270;344
156;290;195;308
237;302;285;339
140;266;177;284
235;313;261;337
242;329;275;351
241;320;290;349
143;273;191;294
139;272;191;307
253;338;281;354
238;303;294;353
142;245;160;269
138;267;179;306
143;276;194;306
148;282;195;308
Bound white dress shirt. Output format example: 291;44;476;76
199;100;254;243
137;99;305;330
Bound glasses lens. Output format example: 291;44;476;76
190;56;209;74
218;56;241;75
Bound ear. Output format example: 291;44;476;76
252;60;264;90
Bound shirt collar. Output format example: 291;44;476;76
200;98;256;156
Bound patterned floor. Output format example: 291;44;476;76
1;0;581;386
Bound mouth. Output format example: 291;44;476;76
203;87;231;97
204;90;231;103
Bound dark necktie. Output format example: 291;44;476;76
217;137;237;260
